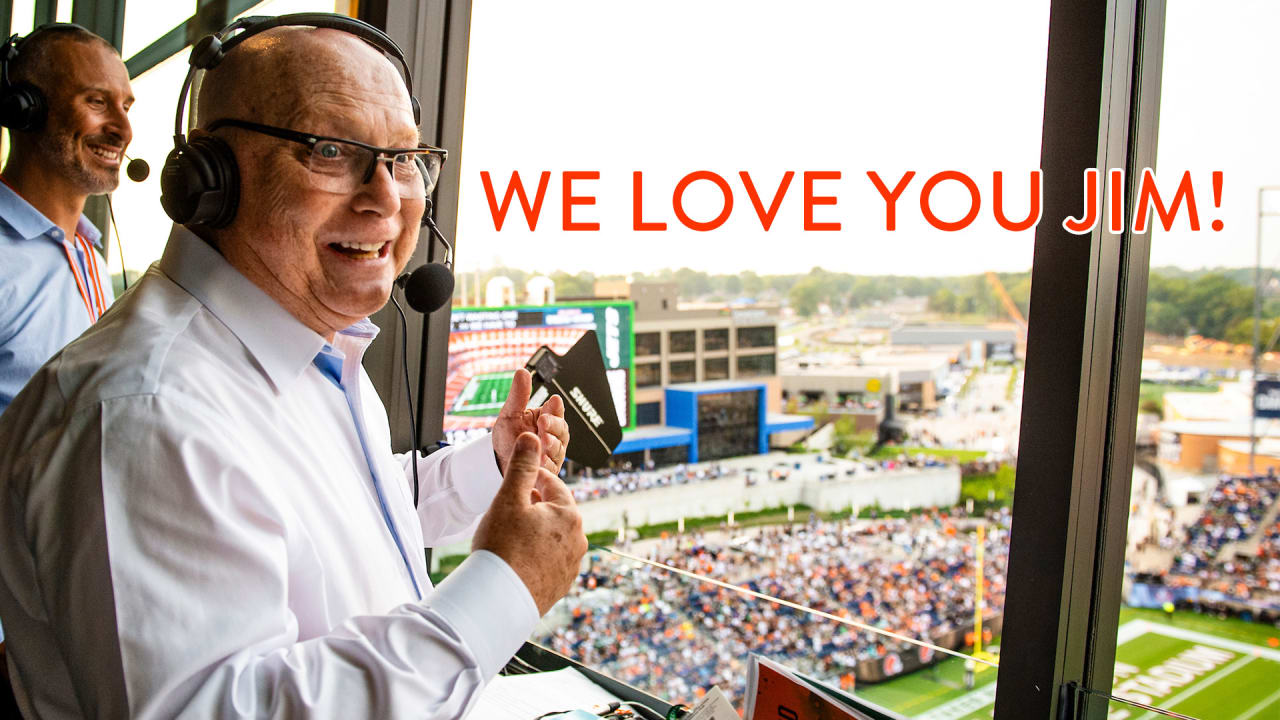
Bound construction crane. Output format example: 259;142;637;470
984;271;1027;343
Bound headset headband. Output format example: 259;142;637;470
172;13;420;145
1;22;93;95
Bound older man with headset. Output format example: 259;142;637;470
0;14;587;719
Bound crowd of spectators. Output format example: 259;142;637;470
535;508;1010;706
1156;474;1280;608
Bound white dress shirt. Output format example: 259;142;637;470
0;228;538;719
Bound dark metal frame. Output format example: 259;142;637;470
995;1;1165;718
365;0;471;450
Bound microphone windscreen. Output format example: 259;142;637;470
403;263;455;314
126;158;151;182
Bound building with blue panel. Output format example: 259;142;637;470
613;380;813;465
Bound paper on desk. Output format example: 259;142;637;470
744;655;871;720
467;667;621;720
685;686;740;720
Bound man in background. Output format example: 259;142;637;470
0;23;132;688
0;24;133;416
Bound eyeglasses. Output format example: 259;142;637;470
206;118;447;199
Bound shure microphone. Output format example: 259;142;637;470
123;153;150;182
396;263;454;314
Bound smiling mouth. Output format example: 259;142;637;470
87;143;122;165
329;240;390;260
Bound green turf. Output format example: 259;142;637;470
865;446;989;463
449;372;513;416
960;465;1016;512
853;608;1280;719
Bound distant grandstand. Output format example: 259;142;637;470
1129;473;1280;620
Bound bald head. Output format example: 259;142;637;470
185;22;427;340
195;26;414;133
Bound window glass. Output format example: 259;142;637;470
8;1;37;40
736;354;776;378
1109;3;1280;718
737;325;776;349
122;2;196;59
668;359;696;384
704;328;729;352
636;362;661;388
636;332;661;357
636;401;661;426
669;330;696;354
459;0;1048;712
704;356;729;381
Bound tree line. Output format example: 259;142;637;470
462;266;1276;344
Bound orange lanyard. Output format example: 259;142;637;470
60;233;106;322
0;175;105;321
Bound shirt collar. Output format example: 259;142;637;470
0;180;102;246
158;226;333;392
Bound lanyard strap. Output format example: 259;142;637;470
0;175;106;322
77;232;107;318
59;234;105;322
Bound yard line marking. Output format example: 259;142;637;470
1116;619;1150;645
1132;654;1254;720
1132;622;1280;663
1238;685;1280;720
915;684;998;720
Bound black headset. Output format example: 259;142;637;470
159;13;423;229
0;23;94;132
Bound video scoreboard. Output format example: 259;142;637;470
443;302;636;445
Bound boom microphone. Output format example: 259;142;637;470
396;263;454;314
124;154;150;182
395;195;456;314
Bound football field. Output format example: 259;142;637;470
450;371;513;416
854;609;1280;719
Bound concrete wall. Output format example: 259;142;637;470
432;456;960;564
569;464;959;534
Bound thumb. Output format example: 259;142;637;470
500;368;532;418
543;391;565;418
534;468;574;506
499;432;542;500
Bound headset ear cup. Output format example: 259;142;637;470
159;135;240;228
0;81;46;132
192;135;239;229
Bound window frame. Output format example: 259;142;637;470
71;0;1171;715
994;0;1165;717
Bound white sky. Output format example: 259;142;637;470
455;0;1280;276
100;1;1280;278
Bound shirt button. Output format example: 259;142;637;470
50;229;62;239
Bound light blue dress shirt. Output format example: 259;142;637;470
0;181;114;418
0;181;114;644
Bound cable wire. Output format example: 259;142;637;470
105;194;128;292
388;293;420;506
590;544;1000;669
